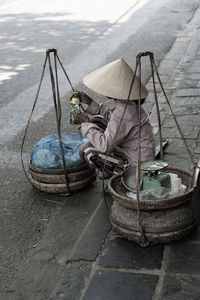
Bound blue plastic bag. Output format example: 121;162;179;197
31;130;89;169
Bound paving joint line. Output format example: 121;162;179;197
93;265;162;276
79;259;101;300
65;258;98;265
152;245;169;300
79;231;111;299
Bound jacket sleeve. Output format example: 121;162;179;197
86;100;112;119
81;107;130;153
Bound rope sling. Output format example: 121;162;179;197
102;51;196;247
21;49;89;196
21;49;196;246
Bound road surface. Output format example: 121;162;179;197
0;0;199;291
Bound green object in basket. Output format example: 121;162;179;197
140;160;171;191
141;172;171;191
141;175;161;190
155;172;171;188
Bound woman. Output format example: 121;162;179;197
75;58;155;175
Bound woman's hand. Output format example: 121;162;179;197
74;112;90;124
77;92;93;105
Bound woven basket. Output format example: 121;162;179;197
110;200;196;244
108;166;196;244
28;162;96;194
108;166;194;210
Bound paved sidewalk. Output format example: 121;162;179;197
2;6;200;300
48;8;200;300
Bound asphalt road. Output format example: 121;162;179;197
0;0;199;291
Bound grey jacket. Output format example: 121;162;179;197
81;100;155;166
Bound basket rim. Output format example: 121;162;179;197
29;160;91;174
108;166;194;209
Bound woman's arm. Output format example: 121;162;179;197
81;106;129;153
78;92;112;119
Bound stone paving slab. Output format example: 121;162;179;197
162;125;199;139
165;242;200;275
166;104;200;115
188;73;200;80
98;238;164;270
157;273;200;300
82;270;159;300
180;78;200;88
148;74;170;84
188;64;200;73
180;227;200;243
162;153;193;170
194;178;200;227
171;96;200;106
163;139;196;154
194;141;200;154
175;88;200;97
163;115;200;126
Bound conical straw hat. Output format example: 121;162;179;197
83;58;148;101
